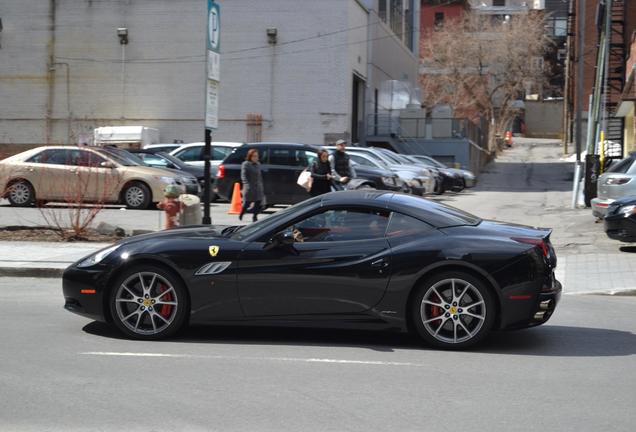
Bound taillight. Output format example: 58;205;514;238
512;237;549;257
217;164;225;179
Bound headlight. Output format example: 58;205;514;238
381;176;395;186
156;176;177;184
619;205;636;216
604;177;631;185
77;245;121;268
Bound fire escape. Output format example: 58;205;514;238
604;0;626;158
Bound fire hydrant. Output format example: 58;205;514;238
157;184;183;229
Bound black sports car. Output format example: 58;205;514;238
63;191;561;349
604;196;636;242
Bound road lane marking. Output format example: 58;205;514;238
80;351;424;367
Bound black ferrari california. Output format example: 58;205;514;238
63;191;561;349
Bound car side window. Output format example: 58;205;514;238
269;148;293;166
77;150;107;167
27;149;75;165
305;151;318;167
386;212;434;238
212;146;233;161
349;154;377;168
176;146;202;162
290;209;390;243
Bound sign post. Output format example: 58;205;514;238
203;0;220;224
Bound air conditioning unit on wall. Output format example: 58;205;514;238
532;0;545;9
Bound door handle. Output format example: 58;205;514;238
370;258;389;268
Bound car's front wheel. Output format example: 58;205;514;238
109;265;189;340
411;271;495;349
7;179;36;207
122;181;151;209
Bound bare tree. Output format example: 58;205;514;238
420;11;551;151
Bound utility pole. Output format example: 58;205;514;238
572;0;585;208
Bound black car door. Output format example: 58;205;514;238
265;147;313;204
237;207;392;317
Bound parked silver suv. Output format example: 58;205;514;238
592;155;636;218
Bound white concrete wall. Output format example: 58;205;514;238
0;0;420;152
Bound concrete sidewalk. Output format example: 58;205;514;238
0;241;110;277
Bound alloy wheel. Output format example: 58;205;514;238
9;182;32;205
114;272;179;336
420;278;487;345
125;186;145;208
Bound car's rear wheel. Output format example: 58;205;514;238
411;271;495;349
109;266;189;340
122;181;151;209
7;180;35;207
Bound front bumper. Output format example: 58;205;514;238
591;197;614;218
604;215;636;242
62;265;110;322
463;176;476;188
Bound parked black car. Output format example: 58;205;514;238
63;190;561;349
129;150;218;200
216;142;403;205
604;196;636;242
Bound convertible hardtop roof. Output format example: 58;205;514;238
318;190;481;228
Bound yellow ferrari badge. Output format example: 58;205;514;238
209;245;220;257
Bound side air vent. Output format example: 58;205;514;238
195;261;232;276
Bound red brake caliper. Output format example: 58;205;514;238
429;292;442;322
158;284;173;318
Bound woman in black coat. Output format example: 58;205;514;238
310;149;333;197
240;149;265;221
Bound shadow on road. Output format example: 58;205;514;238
83;322;636;357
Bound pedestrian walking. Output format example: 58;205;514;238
240;149;264;222
309;149;333;196
329;139;356;185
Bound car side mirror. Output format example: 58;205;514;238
100;161;116;169
264;230;296;251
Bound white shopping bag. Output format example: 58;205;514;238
297;169;313;192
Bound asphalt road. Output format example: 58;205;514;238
1;277;635;432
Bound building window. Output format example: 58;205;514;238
379;0;387;23
434;12;444;29
493;0;506;6
390;0;404;38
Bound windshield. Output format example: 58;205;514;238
230;197;321;241
422;156;446;168
377;150;403;164
94;149;138;166
156;152;187;168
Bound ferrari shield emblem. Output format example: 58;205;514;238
209;245;220;257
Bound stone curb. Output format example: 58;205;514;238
0;266;65;278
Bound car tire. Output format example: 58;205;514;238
434;181;444;195
411;271;496;349
109;265;189;340
122;181;151;209
7;179;35;207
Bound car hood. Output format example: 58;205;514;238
119;165;183;179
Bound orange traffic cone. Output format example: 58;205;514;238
504;131;513;147
228;182;242;215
